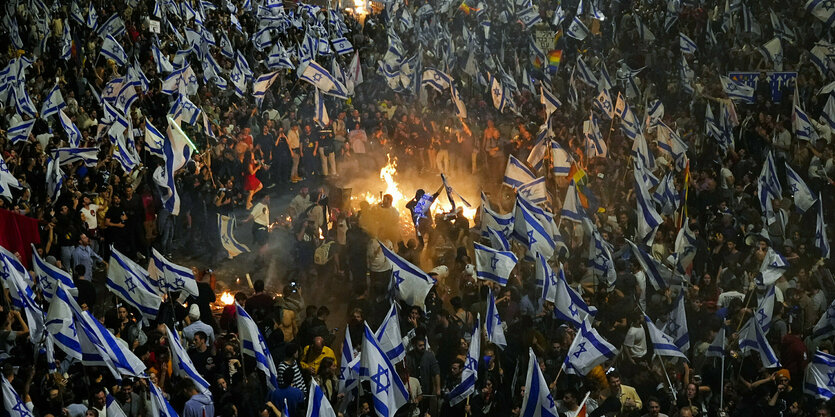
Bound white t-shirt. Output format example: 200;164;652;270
80;204;99;230
250;202;270;226
634;271;647;311
623;325;648;358
717;290;745;308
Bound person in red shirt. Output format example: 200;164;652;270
780;320;808;389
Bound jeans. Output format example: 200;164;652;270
61;246;74;273
158;210;176;255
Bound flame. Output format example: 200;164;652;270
220;291;234;306
319;227;325;240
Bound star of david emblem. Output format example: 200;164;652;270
493;87;501;96
824;0;835;10
231;73;241;82
188;75;197;84
1;262;10;281
602;101;611;110
41;278;53;291
466;355;478;371
339;366;346;380
667;319;680;334
370;364;390;394
393;270;405;286
222;236;230;244
105;85;115;95
111;45;122;54
433;73;442;81
572;342;587;358
827;371;835;388
490;255;499;270
791;183;799;193
527;230;537;245
545;393;555;410
13;400;33;417
726;83;737;91
774;53;783;63
182;103;194;112
69;322;77;338
313;73;323;82
119;95;127;105
125;276;138;293
173;275;185;289
757;308;768;325
568;302;578;317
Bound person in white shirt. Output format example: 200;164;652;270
79;195;99;245
623;314;648;359
287;123;302;182
243;194;271;247
182;304;215;346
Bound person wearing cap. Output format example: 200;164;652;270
767;369;801;413
183;304;215;346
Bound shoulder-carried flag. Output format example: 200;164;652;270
237;303;279;389
106;247;162;321
360;323;409;417
486;289;507;349
166;325;211;396
379;243;436;309
562;316;618;376
738;318;781;368
375;303;406;364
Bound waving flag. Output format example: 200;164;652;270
561;180;585;223
594;89;614;119
540;86;561;117
575;56;598;88
486;227;511;252
584;115;608;158
473;242;518;286
821;94;835;130
106;395;127;417
237;303;279;389
338;323;360;395
218;215;250;258
503;154;537;188
760;37;784;70
513;195;556;261
814;299;835;340
361;323;409;417
447;315;480;406
148;248;198;297
45;285;82;361
518;177;547;205
152;43;174;73
627;240;681;290
148;381;178;417
805;351;835;399
313;87;329;128
166;325;211;396
634;14;656;42
586;220;616;288
450;83;467;118
784;162;816;213
645;315;688;360
663;292;690;353
375;304;406;364
634;168;663;245
520;348;559;417
656;122;688;171
550;142;572;176
107;247;162;320
706;327;726;358
0;247;35;309
757;247;789;287
379;243;436;309
566;16;590;40
489;72;511;112
40;84;66;119
298;61;348;100
547;260;597;326
307;378;338;417
679;32;698;54
8;118;35;144
3;376;32;417
807;0;835;25
100;35;128;66
817;194;831;259
738;318;781;368
144;119;165;157
253;72;279;108
486;289;506;349
720;75;755;102
58;110;82;147
562;317;618;376
32;245;75;301
421;68;452;92
153;117;195;215
672;220;697;274
755;286;776;333
480;193;514;239
86;3;98;29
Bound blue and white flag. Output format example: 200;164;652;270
421;68;452;93
673;219;697;274
40;84;66;119
738;318;781;368
375;303;406;364
518;177;547;205
757;247;789;287
153;117;194;215
634;14;655;42
86;3;98;29
0;154;20;200
566;16;590;40
165;325;211;396
706;327;726;358
489;72;511;112
307;378;339;417
3;375;33;417
447;315;480;407
627;239;681;290
552;4;565;26
32;245;75;301
547;260;597;326
759;38;784;71
97;14;125;38
540;86;561;118
152;43;174;73
148;248;198;297
45;157;63;202
821;94;835;131
100;35;128;66
634;169;663;245
575;56;598;88
527;136;549;172
550;142;572;176
253;72;279;108
513;195;556;261
451;83;467;118
817;193;831;259
170;95;201;125
237;303;279;389
360;323;409;417
473;242;518;286
106;395;127;417
814;299;835;340
314;87;329;128
785;162;816;213
487;226;511;251
652;172;680;216
804;351;835;399
645;315;688;360
8;118;35;144
794;105;819;143
720;75;755;102
338;323;360;395
503;155;537;188
585;220;616;288
107;247;162;321
756;285;776;334
144;118;165;157
584;115;607;158
59;110;82;147
148;381;178;417
561;180;585;223
807;0;835;26
379;243;436;309
517;5;542;28
480;193;514;239
663;292;690;353
332;37;354;55
562;316;618;376
54;147;98;166
486;289;506;349
594;89;614;119
536;252;557;291
679;32;697;54
656;122;688;171
614;93;641;140
218;215;250;258
758;151;782;217
298;61;348;100
45;285;82;361
520;348;559;417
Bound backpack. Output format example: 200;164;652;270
314;241;335;265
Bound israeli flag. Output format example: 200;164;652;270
663;292;690;353
148;381;178;417
566;16;590;40
490;73;510;112
656;122;688;171
562;317;618;376
794;105;819;143
252;71;279;108
652;172;680;216
421;68;452;93
379;243;436;309
755;285;776;334
552;3;565;25
298;61;349;100
672;219;697;274
237;303;279;389
561;179;585;223
575;56;598;88
627;239;682;290
447;315;480;407
100;34;128;66
480;193;514;239
517;5;542;28
107;247;162;320
144;118;165;157
360;323;409;417
513;195;556;261
45;285;82;361
503;155;537;188
546;260;597;326
645;315;688;360
486;289;507;349
586;220;616;288
821;94;835;131
584;115;607;158
759;37;784;71
8;118;35;144
705;327;726;358
487;227;511;251
0;154;20;200
41;84;66;119
53;147;98;167
106;395;127;417
817;193;831;259
154;117;195;215
807;0;835;26
45;157;63;203
148;248;198;297
59;110;82;147
451;83;467;118
738;318;781;368
758;151;782;215
218;215;250;258
527;136;549;172
375;304;406;364
314;87;329;128
32;245;76;301
679;32;697;54
0;247;32;310
97;14;125;38
474;242;518;286
785;162;816;213
540;86;561;117
74;289;147;377
634;14;655;42
804;351;835;399
86;3;98;29
160;65;186;95
3;373;34;417
594;89;614;119
152;43;174;73
518;177;547;205
338;324;360;395
307;378;339;417
59;19;72;59
757;247;788;287
170;95;201;125
634;169;663;245
720;75;755;102
165;325;211;396
520;348;559;417
814;299;835;340
332;37;354;55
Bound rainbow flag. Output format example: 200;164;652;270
459;1;480;14
568;163;598;210
547;50;562;73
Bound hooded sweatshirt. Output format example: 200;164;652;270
183;393;214;417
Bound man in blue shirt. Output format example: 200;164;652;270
71;233;104;280
267;367;305;417
182;380;214;417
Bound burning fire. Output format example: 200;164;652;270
220;291;235;306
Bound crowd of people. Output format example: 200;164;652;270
1;0;835;416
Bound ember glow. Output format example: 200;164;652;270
220;291;235;306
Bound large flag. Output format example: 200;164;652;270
757;247;789;287
375;303;406;364
513;195;556;261
561;180;585;223
813;299;835;340
59;110;82;147
486;289;506;349
447;315;480;406
40;84;66;119
738;318;781;368
473;242;518;286
0;246;36;310
760;37;783;70
520;348;559;417
31;245;76;301
165;325;211;396
107;247;162;320
153;117;195;215
307;378;338;417
807;0;835;25
8;118;35;144
504;155;537;188
755;285;776;333
663;292;690;353
544;259;597;327
360;323;409;417
550;142;572;176
106;395;127;417
540;86;561;117
562;317;618;376
805;351;835;399
627;239;681;290
817;193;831;259
45;285;82;361
54;147;98;166
379;243;436;309
298;61;349;99
3;376;33;417
148;248;198;297
218;215;250;258
237;303;279;389
720;75;755;102
644;315;688;360
100;34;128;66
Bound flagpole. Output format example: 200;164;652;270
655;353;677;401
719;353;725;412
